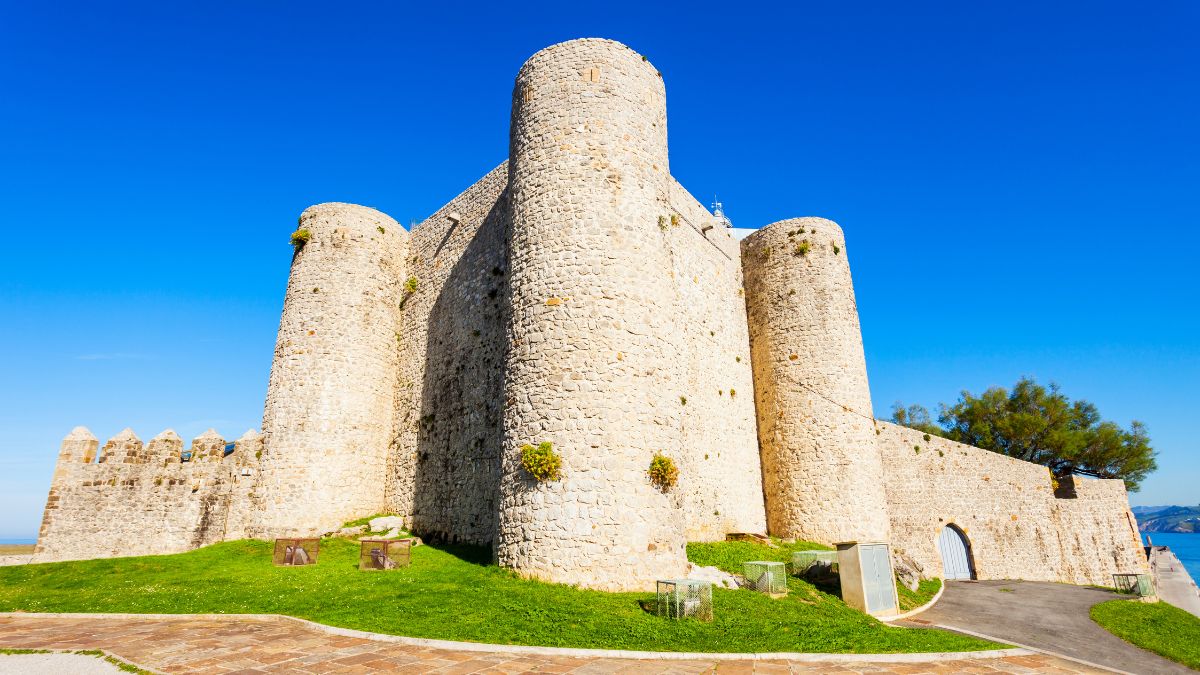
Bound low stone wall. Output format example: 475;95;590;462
878;421;1147;586
33;427;261;563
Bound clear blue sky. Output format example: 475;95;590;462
1;2;1196;539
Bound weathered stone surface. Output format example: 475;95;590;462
255;203;409;538
742;218;891;545
389;163;509;548
686;563;740;589
893;550;925;592
367;516;405;533
499;38;689;590
33;428;255;562
879;422;1149;585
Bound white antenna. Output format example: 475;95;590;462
711;196;732;228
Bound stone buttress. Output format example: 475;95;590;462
742;218;891;544
499;38;689;590
255;203;409;537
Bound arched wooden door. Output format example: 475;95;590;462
938;524;974;580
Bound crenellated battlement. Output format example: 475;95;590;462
33;426;263;562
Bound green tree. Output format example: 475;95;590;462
891;377;1156;491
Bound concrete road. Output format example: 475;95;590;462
1152;547;1200;618
0;653;126;674
902;580;1194;674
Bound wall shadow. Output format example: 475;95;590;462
409;190;511;551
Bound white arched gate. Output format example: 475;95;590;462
938;525;974;580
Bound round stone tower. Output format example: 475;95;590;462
741;218;891;544
255;203;409;537
499;38;688;590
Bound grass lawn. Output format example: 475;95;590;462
896;578;942;612
687;539;942;612
0;537;1001;654
1091;599;1200;670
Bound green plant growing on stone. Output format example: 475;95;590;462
729;388;737;397
377;225;386;234
670;214;680;227
647;452;679;491
520;442;562;482
833;243;841;255
657;215;668;231
404;276;419;294
290;228;312;253
794;241;811;256
680;395;688;406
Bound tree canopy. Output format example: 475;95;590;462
891;377;1156;492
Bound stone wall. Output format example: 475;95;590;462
255;203;409;537
33;427;260;563
878;421;1148;585
499;38;689;590
389;163;509;546
742;218;891;545
663;181;765;540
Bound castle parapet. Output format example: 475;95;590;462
147;429;183;464
97;427;141;464
33;425;259;562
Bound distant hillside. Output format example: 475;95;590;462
1134;505;1200;533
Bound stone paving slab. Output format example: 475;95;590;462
0;614;1109;674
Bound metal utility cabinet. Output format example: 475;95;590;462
836;541;899;617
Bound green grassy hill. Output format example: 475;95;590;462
0;537;997;654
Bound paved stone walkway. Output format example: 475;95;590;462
0;614;1107;674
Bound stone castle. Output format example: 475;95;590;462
34;38;1148;591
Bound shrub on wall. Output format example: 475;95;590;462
520;442;562;482
290;228;312;253
647;452;679;491
404;276;419;294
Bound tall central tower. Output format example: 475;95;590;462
498;39;688;590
